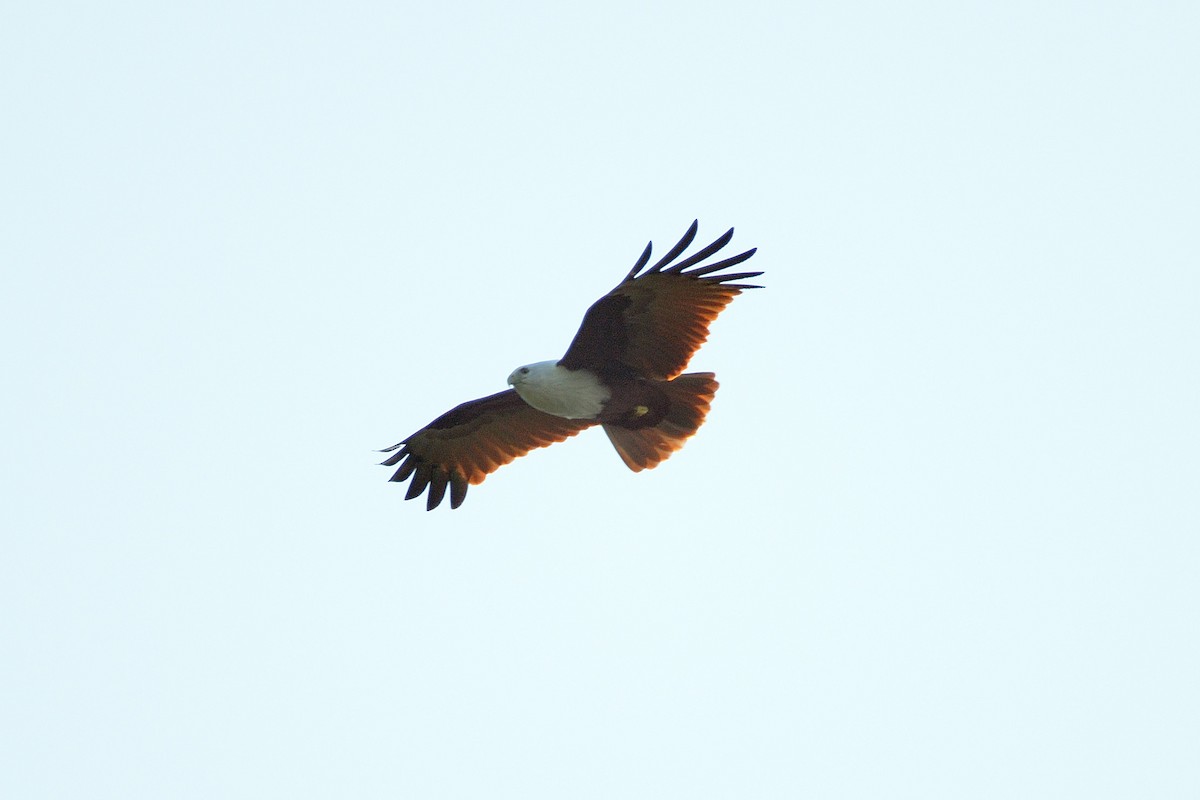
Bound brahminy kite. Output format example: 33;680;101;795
382;220;761;510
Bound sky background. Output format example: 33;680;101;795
3;1;1198;797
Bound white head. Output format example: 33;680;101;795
506;360;610;419
506;360;560;389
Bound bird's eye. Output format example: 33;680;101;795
520;367;529;374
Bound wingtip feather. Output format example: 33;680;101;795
646;220;699;274
624;240;654;281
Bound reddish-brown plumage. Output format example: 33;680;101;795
559;222;759;381
601;373;719;471
382;221;761;510
381;390;595;510
595;277;743;381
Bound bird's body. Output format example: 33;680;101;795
382;221;762;510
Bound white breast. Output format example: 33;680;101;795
507;360;610;419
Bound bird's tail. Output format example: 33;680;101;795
602;373;719;472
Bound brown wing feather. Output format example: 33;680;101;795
559;221;761;381
381;389;596;510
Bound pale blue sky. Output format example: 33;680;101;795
3;1;1198;797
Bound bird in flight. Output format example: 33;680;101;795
382;220;762;510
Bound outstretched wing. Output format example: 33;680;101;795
559;220;761;381
382;389;596;510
